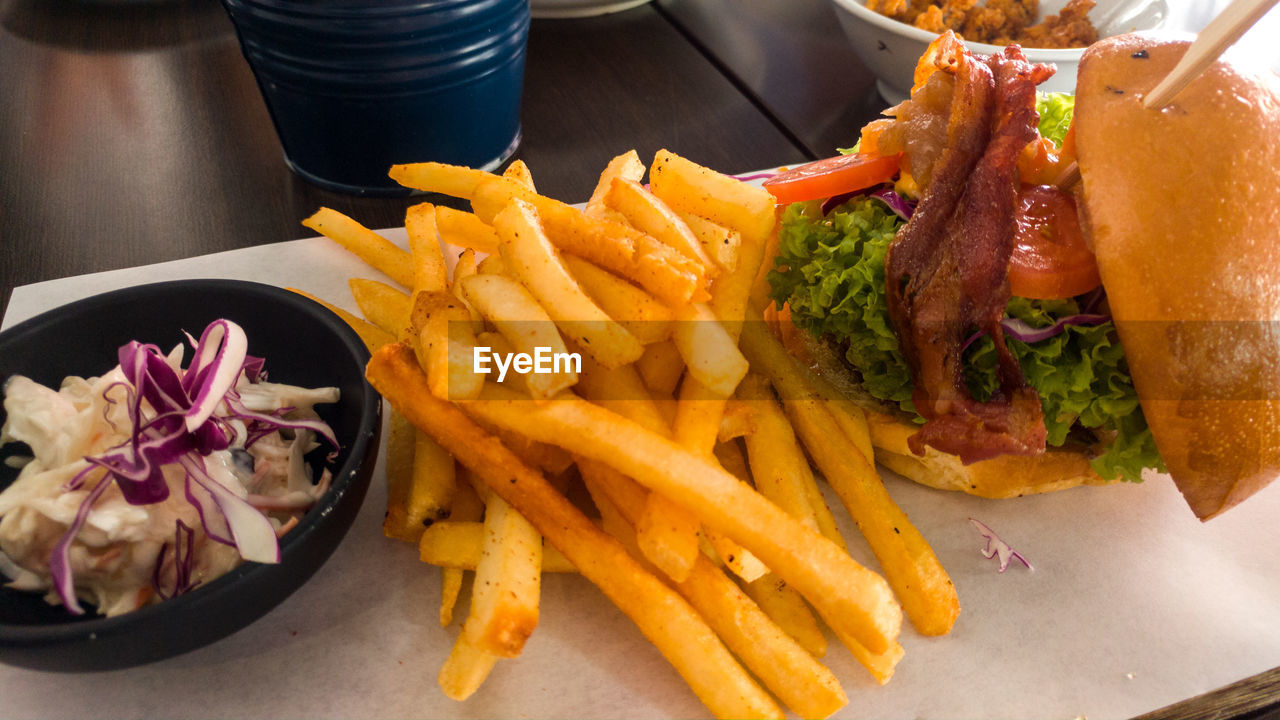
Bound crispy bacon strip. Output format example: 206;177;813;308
885;46;1053;464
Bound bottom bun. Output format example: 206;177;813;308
864;411;1113;498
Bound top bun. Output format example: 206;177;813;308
1075;33;1280;519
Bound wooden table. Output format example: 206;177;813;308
0;1;1276;718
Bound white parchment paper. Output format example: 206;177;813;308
2;231;1278;720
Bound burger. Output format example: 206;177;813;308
761;31;1280;520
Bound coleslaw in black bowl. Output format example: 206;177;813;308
0;279;381;671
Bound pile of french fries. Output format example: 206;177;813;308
292;150;959;719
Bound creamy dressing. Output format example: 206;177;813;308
0;355;338;617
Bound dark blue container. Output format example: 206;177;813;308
221;0;530;196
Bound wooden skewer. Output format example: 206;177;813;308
1143;0;1280;108
1050;0;1279;188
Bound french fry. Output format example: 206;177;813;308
680;211;741;272
653;376;739;582
719;417;900;686
405;202;448;294
469;411;575;476
503;158;536;190
635;339;685;397
648;149;777;246
740;318;959;637
438;628;499;702
581;465;847;720
671;560;845;719
667;180;768;466
464;480;542;658
634;493;701;583
737;372;847;550
830;625;906;686
410;287;484;401
382;409;420;542
694;437;769;584
671;375;733;457
411;429;459;535
440;476;485;628
703;527;768;583
348;278;412;337
574;355;700;583
670;302;749;398
644;234;765;581
744;573;828;659
418;297;485;402
303;207;415;289
456;274;577;399
384;416;457;548
389;161;493;201
758;307;877;464
717;400;756;442
435;206;500;255
366;345;783;719
287;288;395;353
471;175;630;271
440;567;465;628
604;176;715;271
587;149;645;215
561;255;674;345
467;175;708;306
454;248;480;283
420;521;576;573
718;395;834;659
573;351;670;438
448;248;484;331
494;199;644;368
456;381;902;656
477;254;507;275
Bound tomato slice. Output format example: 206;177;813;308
1008;184;1101;299
762;153;901;205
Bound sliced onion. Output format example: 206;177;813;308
969;518;1032;572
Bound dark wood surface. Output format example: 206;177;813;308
0;0;806;320
0;0;1277;718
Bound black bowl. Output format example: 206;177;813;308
0;279;381;671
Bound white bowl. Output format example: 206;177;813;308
531;0;651;19
830;0;1169;104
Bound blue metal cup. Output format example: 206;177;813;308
220;0;530;196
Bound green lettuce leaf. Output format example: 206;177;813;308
769;196;1164;483
1036;92;1074;147
768;199;915;414
964;298;1166;481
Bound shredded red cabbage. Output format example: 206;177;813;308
820;186;916;219
153;519;199;600
731;171;780;183
962;313;1111;352
868;187;915;220
48;319;336;614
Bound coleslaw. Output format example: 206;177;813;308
0;319;339;616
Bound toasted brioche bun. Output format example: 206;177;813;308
1075;34;1280;519
866;411;1111;498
